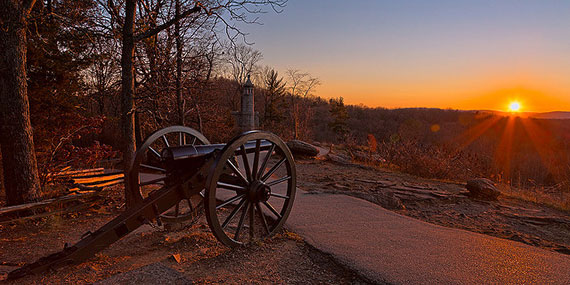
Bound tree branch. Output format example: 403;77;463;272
134;5;201;42
23;0;37;15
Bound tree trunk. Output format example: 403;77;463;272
0;0;41;206
190;93;203;133
175;0;184;125
121;0;137;207
134;111;142;147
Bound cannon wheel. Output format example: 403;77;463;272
129;126;210;223
205;131;296;247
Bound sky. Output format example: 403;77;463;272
242;0;570;112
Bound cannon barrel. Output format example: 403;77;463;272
162;140;273;161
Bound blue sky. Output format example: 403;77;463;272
239;0;570;111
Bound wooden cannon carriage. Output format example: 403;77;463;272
8;127;296;279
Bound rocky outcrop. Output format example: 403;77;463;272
286;140;319;157
325;153;352;165
375;191;405;210
466;178;501;200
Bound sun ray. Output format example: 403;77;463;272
455;114;502;150
494;116;516;182
520;118;566;181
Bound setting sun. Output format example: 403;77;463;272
509;101;521;112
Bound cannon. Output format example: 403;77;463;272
8;127;296;279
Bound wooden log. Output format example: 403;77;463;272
0;192;99;216
0;201;97;225
47;168;105;178
72;174;124;185
72;171;123;180
75;179;123;189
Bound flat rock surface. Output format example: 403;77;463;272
286;191;570;284
96;263;191;285
295;159;570;255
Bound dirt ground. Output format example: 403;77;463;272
2;154;570;283
295;157;570;255
0;186;367;284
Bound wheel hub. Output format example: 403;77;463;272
248;180;271;202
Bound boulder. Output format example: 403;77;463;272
286;140;319;157
465;178;501;200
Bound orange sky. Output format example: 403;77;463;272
319;77;570;112
247;1;570;112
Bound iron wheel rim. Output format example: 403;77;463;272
129;126;209;222
205;131;296;247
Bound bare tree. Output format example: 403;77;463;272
117;0;202;206
94;0;286;206
84;39;120;115
286;69;307;97
286;69;320;139
286;69;305;139
225;44;262;109
0;0;41;205
175;0;184;125
228;44;263;85
301;77;321;98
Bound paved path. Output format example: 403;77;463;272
286;191;570;284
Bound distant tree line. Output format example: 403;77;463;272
1;0;568;205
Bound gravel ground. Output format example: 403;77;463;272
0;185;369;284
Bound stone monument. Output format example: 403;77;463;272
233;75;258;132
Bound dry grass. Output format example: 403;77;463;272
338;143;570;213
499;184;570;213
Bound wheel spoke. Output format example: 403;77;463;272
139;176;166;186
270;192;290;199
261;158;286;182
161;135;170;147
256;202;270;234
222;198;247;229
216;194;245;209
148;146;161;158
179;132;185;145
227;160;248;185
262;201;282;219
217;182;246;191
219;173;246;186
174;202;180;217
240;145;252;182
249;202;255;239
258;143;275;179
266;176;291;187
187;198;194;212
234;202;250;240
140;164;166;173
190;136;197;145
251;140;261;179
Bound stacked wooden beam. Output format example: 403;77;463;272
0;168;124;224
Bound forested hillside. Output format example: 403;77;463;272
1;0;569;205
